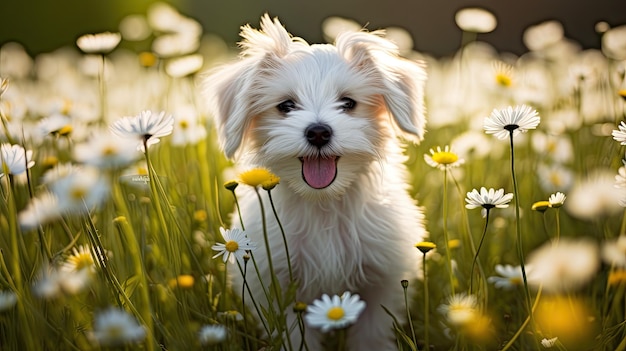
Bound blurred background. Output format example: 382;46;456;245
2;0;626;58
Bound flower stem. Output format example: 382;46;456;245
442;168;456;294
402;281;417;348
508;130;537;346
267;189;294;283
422;253;430;351
253;187;293;351
470;209;490;295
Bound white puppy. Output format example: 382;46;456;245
204;14;427;351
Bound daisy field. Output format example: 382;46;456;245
2;3;626;351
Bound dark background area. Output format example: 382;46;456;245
2;0;626;58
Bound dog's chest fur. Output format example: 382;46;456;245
233;160;423;302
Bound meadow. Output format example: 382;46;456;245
1;3;626;350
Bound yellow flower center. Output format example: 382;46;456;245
618;89;626;100
58;125;73;136
224;240;239;253
193;210;207;222
431;152;459;165
71;187;87;200
239;168;276;187
106;325;125;339
102;145;116;156
139;52;157;68
495;73;512;87
179;120;189;129
549;172;563;187
68;252;94;271
326;306;345;321
415;241;437;254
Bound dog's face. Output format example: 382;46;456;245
205;15;427;200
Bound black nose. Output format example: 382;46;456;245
305;124;332;148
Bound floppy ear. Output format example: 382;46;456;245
336;31;427;143
203;14;302;158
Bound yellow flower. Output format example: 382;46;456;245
493;61;514;88
608;269;626;286
193;210;207;222
535;295;593;346
618;89;626;101
58;125;73;136
139;52;158;68
424;146;464;170
448;239;461;249
168;275;195;289
239;168;277;188
415;241;437;254
532;200;551;212
293;301;308;313
261;174;280;190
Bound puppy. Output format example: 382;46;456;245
204;14;427;351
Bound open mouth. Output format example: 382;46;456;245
299;156;339;189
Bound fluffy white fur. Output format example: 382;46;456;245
204;14;428;351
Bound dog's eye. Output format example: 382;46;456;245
340;97;356;111
277;100;296;113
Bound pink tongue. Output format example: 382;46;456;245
302;156;337;189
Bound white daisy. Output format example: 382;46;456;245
612;121;626;145
531;132;573;164
487;264;524;290
454;7;497;33
110;110;174;151
541;337;558;348
171;106;207;146
567;170;625;220
48;166;110;213
602;25;626;60
61;244;103;273
522;20;564;52
526;238;600;293
601;236;626;268
90;307;146;346
537;163;574;192
73;131;140;169
548;192;566;208
438;293;479;326
164;54;204;78
305;291;366;332
465;187;514;217
424;145;465;171
0;290;17;312
18;192;63;230
211;227;255;264
197;324;227;346
0;143;35;177
37;113;73;137
484;105;540;140
32;266;62;299
76;32;122;54
119;15;151;42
